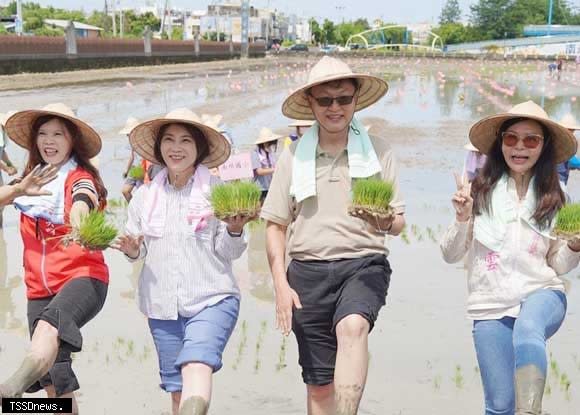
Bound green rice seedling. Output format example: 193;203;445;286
254;320;267;374
349;178;394;217
275;336;287;372
62;211;118;251
560;372;571;394
553;204;580;240
127;165;145;181
400;227;410;245
210;181;262;220
550;353;560;379
232;320;248;370
426;226;437;243
411;224;419;237
452;365;464;389
433;375;441;392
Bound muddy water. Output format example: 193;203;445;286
1;57;580;414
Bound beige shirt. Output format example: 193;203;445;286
440;185;579;320
261;135;405;261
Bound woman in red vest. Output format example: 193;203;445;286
0;103;109;414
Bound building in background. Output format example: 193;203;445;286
44;19;104;38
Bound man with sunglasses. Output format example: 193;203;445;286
261;56;406;415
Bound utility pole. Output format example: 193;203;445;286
112;0;117;37
265;0;271;46
120;0;124;38
335;5;345;44
15;0;23;35
160;0;169;37
547;0;554;36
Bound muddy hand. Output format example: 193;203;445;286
351;209;395;232
111;234;143;259
223;212;258;234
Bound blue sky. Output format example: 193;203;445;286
23;1;480;24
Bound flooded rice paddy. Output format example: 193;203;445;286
1;56;580;414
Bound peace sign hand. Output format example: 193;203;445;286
452;172;473;222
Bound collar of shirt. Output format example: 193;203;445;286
316;145;348;161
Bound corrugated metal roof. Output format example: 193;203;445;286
44;19;104;31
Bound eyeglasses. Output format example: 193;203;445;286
311;95;356;107
501;131;544;149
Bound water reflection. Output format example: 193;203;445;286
0;230;24;331
247;222;274;303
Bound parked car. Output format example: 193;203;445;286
349;43;366;50
288;44;309;52
320;45;338;54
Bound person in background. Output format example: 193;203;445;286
285;119;315;148
463;141;487;183
556;114;580;194
120;117;142;202
252;127;282;202
0;112;18;227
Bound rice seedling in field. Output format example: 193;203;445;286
553;204;580;240
210;181;262;220
232;320;248;370
275;336;287;372
254;320;267;374
127;165;145;181
349;178;394;217
62;211;118;250
452;365;464;389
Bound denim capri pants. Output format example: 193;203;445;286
148;296;240;392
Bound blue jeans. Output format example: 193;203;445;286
472;289;567;415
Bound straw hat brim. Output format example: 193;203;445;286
561;121;580;131
129;118;231;168
469;113;577;164
464;142;479;152
288;119;315;128
282;74;388;120
255;133;284;145
5;110;102;158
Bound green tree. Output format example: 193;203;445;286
433;22;468;45
309;18;321;44
33;26;64;36
170;26;183;40
469;0;512;40
439;0;462;25
321;19;336;45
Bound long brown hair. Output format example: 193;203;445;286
471;117;565;229
24;115;108;203
153;122;210;167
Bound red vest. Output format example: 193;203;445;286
20;168;109;299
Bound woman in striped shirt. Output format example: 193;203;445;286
114;108;253;415
0;103;109;415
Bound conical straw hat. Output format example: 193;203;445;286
129;108;231;168
282;56;388;120
255;127;283;145
559;113;580;131
5;103;102;158
469;100;576;164
119;117;140;135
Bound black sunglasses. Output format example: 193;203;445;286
311;95;356;107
